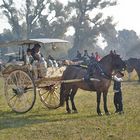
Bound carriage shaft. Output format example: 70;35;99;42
61;78;100;84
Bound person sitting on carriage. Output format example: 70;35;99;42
48;55;58;68
75;50;82;61
84;53;105;81
31;43;42;61
31;43;47;79
24;48;34;70
24;48;34;65
82;50;90;64
95;51;101;61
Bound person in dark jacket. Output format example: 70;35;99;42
113;71;124;114
82;50;90;64
76;50;82;60
31;43;42;61
84;54;105;81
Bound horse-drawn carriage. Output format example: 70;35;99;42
0;38;71;113
0;39;126;115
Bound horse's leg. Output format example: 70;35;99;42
96;92;102;116
65;90;71;114
137;72;140;82
128;72;131;81
103;92;110;115
59;84;71;113
70;87;78;113
60;84;66;106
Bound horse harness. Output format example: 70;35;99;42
73;63;112;90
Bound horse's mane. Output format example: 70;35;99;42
127;58;139;64
99;54;111;63
99;53;120;63
99;54;108;60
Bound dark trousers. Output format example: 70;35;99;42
114;91;123;112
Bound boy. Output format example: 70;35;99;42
113;71;124;114
25;48;34;65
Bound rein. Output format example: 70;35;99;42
69;62;118;81
73;64;113;80
101;72;112;80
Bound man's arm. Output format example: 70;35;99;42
112;75;123;82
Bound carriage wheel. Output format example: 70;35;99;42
38;82;60;109
4;70;36;113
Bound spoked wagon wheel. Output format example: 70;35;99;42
4;70;36;113
38;82;60;109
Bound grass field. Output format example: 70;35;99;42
0;72;140;140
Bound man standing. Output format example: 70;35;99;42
113;71;124;114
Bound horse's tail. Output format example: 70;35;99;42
59;83;65;106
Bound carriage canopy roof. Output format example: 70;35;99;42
0;38;69;48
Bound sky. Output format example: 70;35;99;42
103;0;140;35
0;0;140;35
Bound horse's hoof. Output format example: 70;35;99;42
59;103;64;107
98;113;103;116
105;112;111;115
73;110;78;113
67;110;71;114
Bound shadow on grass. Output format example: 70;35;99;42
0;109;99;130
0;110;48;130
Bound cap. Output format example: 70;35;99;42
27;48;32;52
117;71;124;77
34;43;41;48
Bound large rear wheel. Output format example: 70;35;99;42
4;70;36;113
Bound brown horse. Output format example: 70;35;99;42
59;53;126;115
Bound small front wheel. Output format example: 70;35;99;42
39;82;60;109
4;70;36;113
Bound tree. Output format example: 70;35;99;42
117;29;139;58
0;29;13;58
67;0;117;56
0;0;69;39
34;0;70;38
126;41;140;58
104;28;140;59
0;0;22;39
101;17;118;53
25;0;51;38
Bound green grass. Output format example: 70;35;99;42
0;77;140;140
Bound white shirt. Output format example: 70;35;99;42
112;75;123;82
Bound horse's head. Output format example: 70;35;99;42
110;53;126;71
125;58;139;73
125;60;134;73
